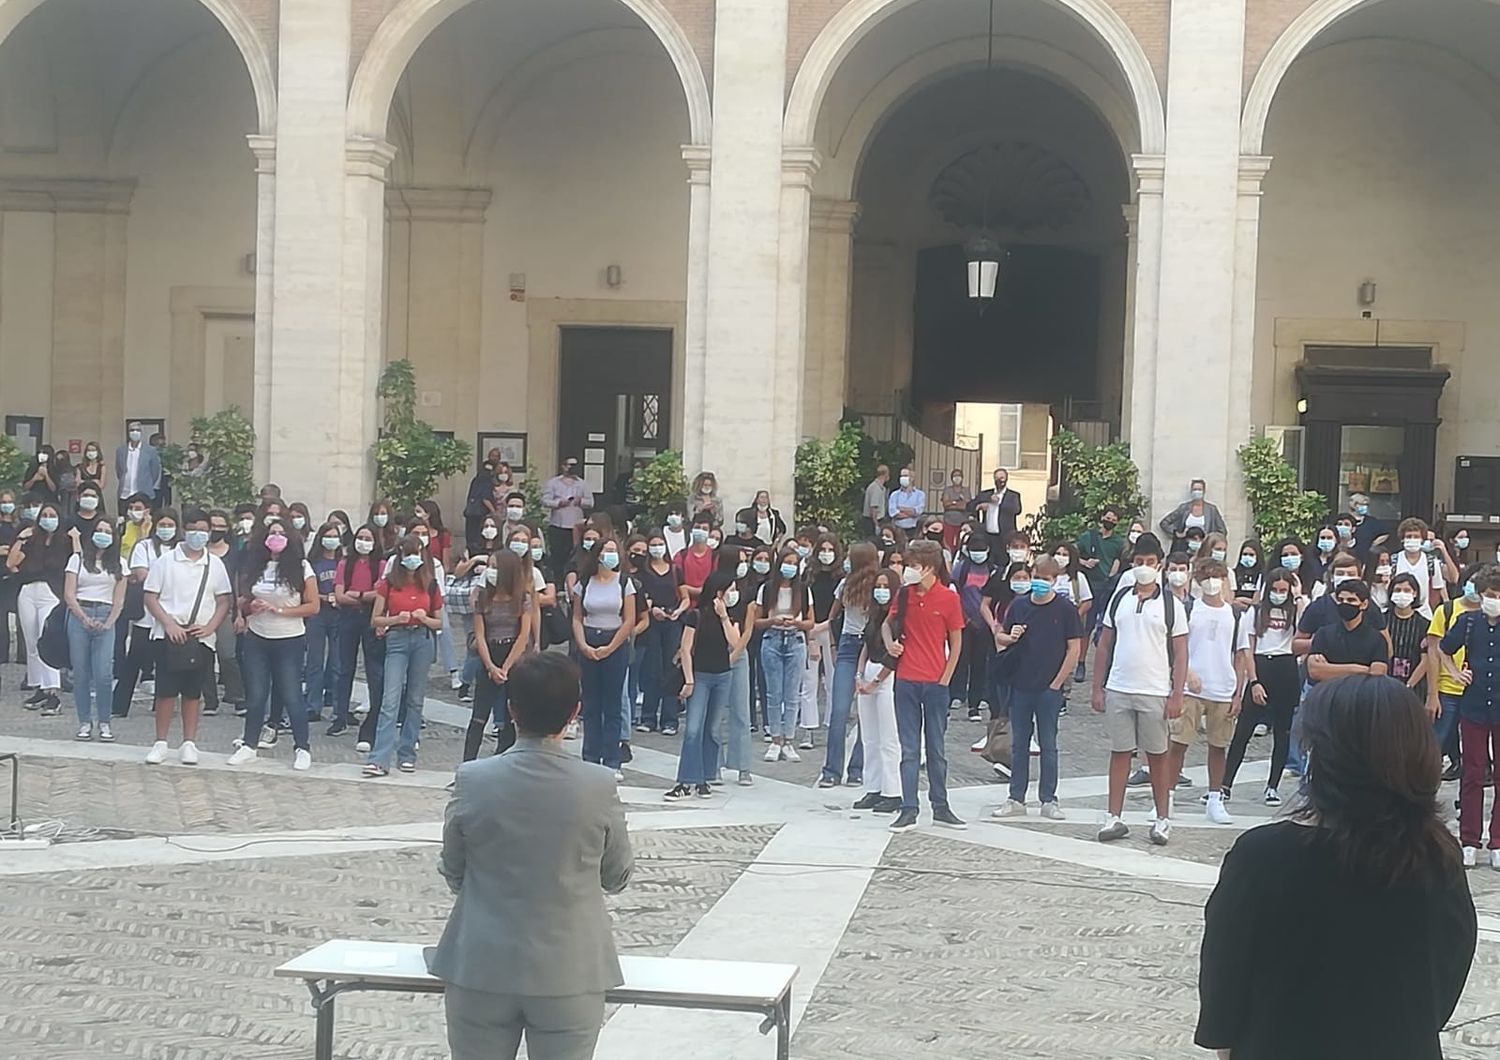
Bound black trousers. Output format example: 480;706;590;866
1224;653;1299;792
546;525;575;575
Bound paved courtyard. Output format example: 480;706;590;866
3;658;1499;1059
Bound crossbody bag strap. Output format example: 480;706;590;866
186;559;212;630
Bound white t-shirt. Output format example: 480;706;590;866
247;559;316;639
66;553;123;605
1103;587;1190;697
1054;573;1093;605
1251;601;1299;657
1185;600;1251;702
663;527;687;558
129;539;168;629
532;566;546;593
142;546;233;649
1393;550;1444;592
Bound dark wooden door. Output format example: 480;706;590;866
558;327;672;499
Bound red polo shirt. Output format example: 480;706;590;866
895;580;964;683
673;546;714;590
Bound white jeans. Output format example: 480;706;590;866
856;659;900;796
799;626;832;729
17;581;61;689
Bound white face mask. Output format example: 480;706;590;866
1007;548;1028;563
724;588;740;608
1390;590;1416;610
1483;597;1500;619
817;551;835;565
900;566;923;586
1403;538;1422;554
1132;564;1159;585
506;507;524;522
355;538;374;555
1127;531;1141;545
1200;577;1223;597
1375;565;1392;577
484;566;499;586
481;526;499;540
899;476;911;488
1167;570;1189;588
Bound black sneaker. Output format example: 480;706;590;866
1441;760;1461;782
23;688;45;708
457;685;473;703
1126;766;1151;787
694;783;713;798
932;807;967;830
967;708;982;722
619;741;634;764
663;784;693;802
232;703;247;717
852;792;882;810
873;796;902;814
202;703;219;716
889;809;919;832
326;721;348;737
817;776;838;789
38;694;61;717
1175;774;1192;789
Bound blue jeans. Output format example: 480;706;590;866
1009;687;1064;804
333;608;372;725
760;627;806;739
302;606;342;717
894;679;951;812
637;618;682;730
369;626;434;768
67;602;115;725
725;651;753;773
580;628;627;770
677;670;731;784
1286;680;1312;776
1436;692;1463;763
619;638;638;742
821;632;866;783
242;631;310;752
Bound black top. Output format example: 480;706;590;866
14;527;68;594
636;563;681;613
683;608;731;675
1440;611;1500;725
862;612;894;669
1385;609;1428;684
1233;566;1262;600
1308;617;1389;682
1197;821;1474;1060
808;570;838;623
1002;595;1084;691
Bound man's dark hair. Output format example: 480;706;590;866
691;512;714;529
181;507;210;528
1166;550;1193;568
505;491;526;505
125;492;153;508
508;653;581;736
1335;578;1371;603
1475;570;1500;595
1132;532;1164;560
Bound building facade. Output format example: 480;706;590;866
0;0;1496;531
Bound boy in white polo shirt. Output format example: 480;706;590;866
1091;533;1188;845
1165;558;1250;825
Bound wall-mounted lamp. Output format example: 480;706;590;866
605;264;623;289
1357;279;1377;307
243;252;257;276
1297;398;1309;414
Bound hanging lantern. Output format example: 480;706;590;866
965;233;1004;300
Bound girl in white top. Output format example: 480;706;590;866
64;517;127;738
114;514;179;715
227;516;319;769
1049;541;1094;622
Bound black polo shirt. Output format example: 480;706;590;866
1307;616;1388;682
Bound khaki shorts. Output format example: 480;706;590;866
1170;695;1234;749
1104;690;1170;756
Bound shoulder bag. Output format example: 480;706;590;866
160;559;213;673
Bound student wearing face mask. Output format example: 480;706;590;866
745;546;774;732
725;509;761;555
635;529;688;734
7;500;70;713
1233;539;1265;605
0;488;22;667
1436;570;1500;869
22;445;59;505
1182;526;1207;561
1077;507;1126;604
745;490;786;545
661;506;688;558
1305;580;1388;686
1158;478;1226;554
1393;517;1452;612
63;516;127;739
1383;572;1432;691
227;518;319;770
201;509;245;717
947;533;1001;723
887;468;925;534
230;503;256;551
1307;526;1340;584
851;567;903;812
414;500;453;569
1427;565;1484;782
361;534;445;777
750;546;814;761
672;514;716;602
111;508;178;716
444;544;489;704
368;499;397;553
799;535;843;753
285;502;313;548
1361;546;1395;613
69;484;106;538
463;548;532;763
498;491;529;545
78;441;107;498
570;535;635;778
821;541;878;788
302;523;348;725
1221;568;1305;805
341;526;387;745
664;570;743;800
939;469;972;553
616;536;652;756
462;457;498;551
977;558;1032;768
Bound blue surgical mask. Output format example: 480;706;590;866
1355;503;1369;516
373;513;389;527
1187;539;1202;553
872;587;891;606
690;528;708;544
582;538;598;551
968;550;989;564
843;558;852;574
1464;580;1479;602
599;551;620;570
37;515;58;533
1190;489;1204;501
753;560;771;576
795;545;811;558
91;530;115;550
667;514;683;528
736;561;749;578
530;546;545;562
1009;579;1030;594
779;563;798;579
1030;579;1052;599
1336;525;1352;539
21;506;39;522
1316;538;1335;553
156;525;176;543
0;502;12;515
401;554;423;571
508;539;529;556
321;536;343;552
1281;554;1302;570
184;530;210;551
1268;590;1289;606
1239;554;1256;568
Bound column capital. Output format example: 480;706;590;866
0;177;135;214
246;133;276;174
384;185;492;223
810;197;860;235
1237;155;1273;196
345;137;398;181
781;146;822;189
1130;153;1166;196
681;143;712;185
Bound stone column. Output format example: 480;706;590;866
1124;156;1165;505
771;147;819;509
700;0;790;505
680;144;711;475
1225;156;1273;536
266;0;354;511
1147;0;1246;525
246;134;276;479
803;197;859;440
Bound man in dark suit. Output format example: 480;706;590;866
430;652;633;1060
970;467;1023;542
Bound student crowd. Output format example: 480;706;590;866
3;445;1498;862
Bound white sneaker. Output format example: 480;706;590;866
293;749;311;771
179;741;198;766
991;799;1027;819
449;671;462;690
563;720;580;741
970;734;987;752
1462;846;1478;868
782;745;801;762
226;745;257;766
613;770;625;783
75;724;93;740
97;724;114;742
949;698;964;711
355;740;372;753
144;740;168;765
1149;817;1172;846
1205;793;1234;825
1040;802;1066;820
764;744;781;762
1491;849;1500;872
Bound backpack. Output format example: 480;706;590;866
1101;583;1181;683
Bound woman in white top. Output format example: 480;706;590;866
227;516;319;770
570;534;636;777
64;517;127;739
1222;568;1306;806
112;513;178;717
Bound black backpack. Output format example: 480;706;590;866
1101;583;1182;684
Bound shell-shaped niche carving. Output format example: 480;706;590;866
929;142;1091;233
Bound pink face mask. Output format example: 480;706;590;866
265;534;288;555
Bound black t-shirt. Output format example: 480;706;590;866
808;570;838;623
861;612;894;670
1308;616;1389;681
1197;821;1474;1060
1233;566;1262;600
636;563;681;613
1299;592;1386;635
1386;610;1428;684
1003;595;1085;691
684;608;730;675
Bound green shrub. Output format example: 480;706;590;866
1031;430;1144;547
1238;437;1328;542
0;434;27;492
170;407;256;509
373;361;471;511
796;421;865;536
630;450;689;524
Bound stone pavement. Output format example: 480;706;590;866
4;656;1500;1059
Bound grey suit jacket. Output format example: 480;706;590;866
114;443;162;499
428;737;633;997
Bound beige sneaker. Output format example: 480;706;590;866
990;800;1027;819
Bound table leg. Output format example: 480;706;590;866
314;991;336;1060
776;992;791;1060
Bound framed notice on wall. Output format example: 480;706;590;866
477;431;527;473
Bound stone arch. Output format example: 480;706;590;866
347;0;712;144
0;0;276;133
783;0;1165;155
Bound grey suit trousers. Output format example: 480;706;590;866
445;985;605;1060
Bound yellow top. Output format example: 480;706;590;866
1428;598;1480;696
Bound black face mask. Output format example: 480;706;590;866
1102;520;1118;531
629;553;648;567
1335;601;1361;622
209;529;228;543
926;529;943;540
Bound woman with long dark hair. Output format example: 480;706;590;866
635;526;687;734
750;544;812;762
570;533;636;776
228;516;318;769
1197;675;1475;1060
464;547;532;761
852;567;902;812
341;524;387;743
1221;567;1304;805
63;516;126;737
363;532;444;776
6;499;70;713
821;540;880;787
302;522;346;723
665;569;740;800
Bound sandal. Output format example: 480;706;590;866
362;764;389;778
397;762;416;774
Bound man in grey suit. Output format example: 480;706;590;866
114;420;162;505
429;652;633;1060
